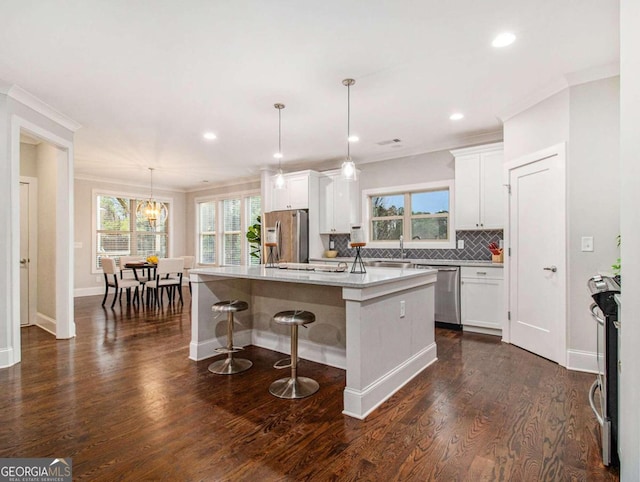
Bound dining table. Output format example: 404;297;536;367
124;262;157;282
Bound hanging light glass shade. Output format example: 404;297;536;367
273;103;286;189
136;168;168;228
341;78;357;181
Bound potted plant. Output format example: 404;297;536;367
246;215;262;263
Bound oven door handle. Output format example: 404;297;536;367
590;303;605;326
589;379;604;426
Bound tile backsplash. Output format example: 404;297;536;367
330;230;503;261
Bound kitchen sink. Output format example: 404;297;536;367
364;260;415;268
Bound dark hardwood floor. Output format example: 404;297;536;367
0;294;619;481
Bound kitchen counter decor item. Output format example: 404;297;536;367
265;227;278;268
350;225;366;273
488;242;503;263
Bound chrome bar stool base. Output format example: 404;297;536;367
208;357;252;375
269;310;319;400
209;299;251;376
269;376;319;399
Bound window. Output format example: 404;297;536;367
246;195;262;265
364;181;454;248
197;193;261;266
95;193;169;269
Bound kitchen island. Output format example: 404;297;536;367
190;265;437;419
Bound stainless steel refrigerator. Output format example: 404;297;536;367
263;209;309;263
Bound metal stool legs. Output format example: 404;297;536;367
269;323;319;399
208;310;252;375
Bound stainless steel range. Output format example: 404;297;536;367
587;275;621;467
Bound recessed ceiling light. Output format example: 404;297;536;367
203;132;217;140
449;113;464;121
348;135;359;143
273;152;283;159
492;32;516;48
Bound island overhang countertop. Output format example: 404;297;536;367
190;264;436;289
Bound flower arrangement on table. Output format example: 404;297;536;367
488;242;503;263
146;255;159;265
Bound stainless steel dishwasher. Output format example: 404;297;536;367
416;265;461;327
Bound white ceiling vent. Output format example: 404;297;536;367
376;138;402;146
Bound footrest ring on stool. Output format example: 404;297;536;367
214;346;244;354
273;358;292;369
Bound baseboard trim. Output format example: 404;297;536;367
566;349;599;373
36;313;56;336
342;342;438;420
188;330;253;361
0;347;16;368
252;330;346;370
74;287;104;297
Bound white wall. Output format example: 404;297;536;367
36;143;60;319
503;89;570;162
74;178;187;294
567;77;620;354
503;77;620;366
358;150;455;192
19;142;37;176
619;0;640;478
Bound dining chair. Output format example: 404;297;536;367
101;257;142;308
146;258;185;308
181;255;196;294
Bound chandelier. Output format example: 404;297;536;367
136;167;167;228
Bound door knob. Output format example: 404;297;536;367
20;258;28;265
543;266;557;272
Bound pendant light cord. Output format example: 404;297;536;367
347;83;351;159
278;107;282;170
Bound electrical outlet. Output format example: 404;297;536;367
457;239;464;249
499;239;504;249
400;300;406;318
581;236;594;252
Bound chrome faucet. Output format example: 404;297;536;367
399;235;404;259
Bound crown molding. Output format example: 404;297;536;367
74;173;187;193
5;84;82;132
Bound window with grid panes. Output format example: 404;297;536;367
198;201;216;264
370;188;450;242
197;193;261;266
95;194;169;269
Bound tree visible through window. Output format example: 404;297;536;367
96;194;169;269
370;188;449;242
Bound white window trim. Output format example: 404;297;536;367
91;188;175;274
194;189;260;267
361;180;456;249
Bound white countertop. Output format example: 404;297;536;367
310;257;503;268
191;264;436;288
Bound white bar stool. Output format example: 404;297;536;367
269;310;319;399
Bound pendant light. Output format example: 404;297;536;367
341;78;357;181
136;167;168;228
273;103;286;189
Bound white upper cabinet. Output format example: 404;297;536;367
452;142;504;230
268;172;314;211
319;170;360;234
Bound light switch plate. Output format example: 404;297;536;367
581;236;594;252
457;240;464;249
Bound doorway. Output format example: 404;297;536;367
504;143;567;365
6;116;76;367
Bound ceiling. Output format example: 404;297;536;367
0;1;619;191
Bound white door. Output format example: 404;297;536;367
20;181;31;326
507;145;566;364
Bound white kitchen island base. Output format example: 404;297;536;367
190;265;437;419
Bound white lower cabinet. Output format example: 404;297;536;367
461;266;503;336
